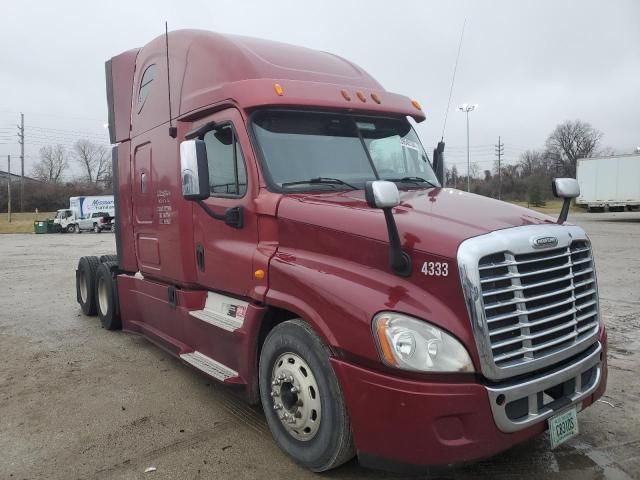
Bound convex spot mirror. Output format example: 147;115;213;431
180;139;210;200
365;180;400;209
552;178;580;199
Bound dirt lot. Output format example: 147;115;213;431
1;213;638;480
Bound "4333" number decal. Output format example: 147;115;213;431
421;261;449;277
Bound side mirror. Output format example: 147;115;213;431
180;140;210;200
552;178;580;224
364;181;411;277
364;180;400;208
552;178;580;199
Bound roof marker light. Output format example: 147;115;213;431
356;91;367;103
341;89;351;101
371;93;382;104
411;99;422;111
274;83;284;96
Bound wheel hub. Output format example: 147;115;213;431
270;352;321;441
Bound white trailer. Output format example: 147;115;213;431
577;154;640;211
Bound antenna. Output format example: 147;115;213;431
165;22;177;138
441;18;467;141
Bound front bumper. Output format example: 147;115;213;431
331;329;607;469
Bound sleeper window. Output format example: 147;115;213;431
137;64;156;112
203;125;247;196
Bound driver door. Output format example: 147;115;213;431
192;108;259;298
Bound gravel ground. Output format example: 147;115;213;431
0;212;638;479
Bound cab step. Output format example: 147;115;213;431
180;351;238;382
188;291;248;332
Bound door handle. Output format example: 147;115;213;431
196;244;205;271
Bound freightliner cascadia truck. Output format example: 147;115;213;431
75;30;607;472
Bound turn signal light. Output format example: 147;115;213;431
274;84;284;96
254;269;266;280
411;99;422;111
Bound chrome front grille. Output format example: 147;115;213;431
479;241;599;367
458;224;600;380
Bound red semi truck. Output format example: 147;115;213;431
76;30;607;472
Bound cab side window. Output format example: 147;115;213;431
203;125;247;197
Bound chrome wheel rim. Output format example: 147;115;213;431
270;352;321;441
97;277;109;315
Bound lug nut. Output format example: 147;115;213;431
290;386;299;394
287;376;294;383
270;391;279;398
273;404;283;411
294;411;302;418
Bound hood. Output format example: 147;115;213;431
277;188;557;259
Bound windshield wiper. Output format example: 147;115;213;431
386;176;438;188
281;177;358;190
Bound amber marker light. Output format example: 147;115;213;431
356;91;367;102
375;317;399;367
411;99;422;110
274;84;284;96
371;93;381;104
254;269;266;280
340;89;351;101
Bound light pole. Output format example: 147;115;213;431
457;103;478;192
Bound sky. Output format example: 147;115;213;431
1;0;639;179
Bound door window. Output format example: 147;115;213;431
203;125;247;197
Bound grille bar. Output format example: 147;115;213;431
480;261;573;283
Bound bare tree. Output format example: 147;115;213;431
73;139;109;184
545;120;602;177
31;145;68;183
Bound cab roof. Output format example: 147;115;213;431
107;29;426;142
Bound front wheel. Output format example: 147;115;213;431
93;224;100;233
67;224;77;234
259;319;354;472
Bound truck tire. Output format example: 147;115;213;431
93;224;100;233
259;319;355;472
67;224;77;234
76;256;100;315
99;254;118;263
94;261;121;330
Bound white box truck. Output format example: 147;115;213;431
577;154;640;211
53;195;115;233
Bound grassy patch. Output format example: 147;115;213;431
0;212;57;234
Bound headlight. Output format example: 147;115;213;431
373;312;474;373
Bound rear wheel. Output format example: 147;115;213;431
95;261;121;330
93;224;100;233
259;319;355;472
67;224;77;233
99;254;118;263
76;256;100;315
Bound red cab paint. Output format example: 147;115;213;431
85;30;607;472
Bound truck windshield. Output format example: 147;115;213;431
251;110;440;191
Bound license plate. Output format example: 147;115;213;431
548;407;579;449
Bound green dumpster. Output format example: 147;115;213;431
47;220;61;233
33;219;60;234
34;220;48;234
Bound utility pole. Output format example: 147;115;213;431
7;155;12;223
18;113;25;212
495;136;504;200
457;104;478;192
